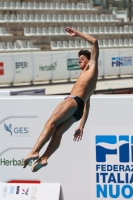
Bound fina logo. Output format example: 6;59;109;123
96;135;133;162
112;57;132;67
112;57;122;67
4;123;30;137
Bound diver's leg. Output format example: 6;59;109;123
23;98;77;168
31;115;77;172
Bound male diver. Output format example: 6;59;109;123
23;27;99;172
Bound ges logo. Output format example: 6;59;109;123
96;135;133;163
4;123;30;137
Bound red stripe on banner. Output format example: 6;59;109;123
7;180;41;184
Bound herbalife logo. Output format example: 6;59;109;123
39;62;57;71
0;158;33;166
4;123;30;137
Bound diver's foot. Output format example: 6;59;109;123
31;158;48;172
23;153;39;168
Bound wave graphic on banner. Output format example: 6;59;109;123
96;140;128;149
96;140;129;162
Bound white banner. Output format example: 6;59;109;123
104;49;121;76
119;49;133;75
0;54;14;85
0;116;39;157
0;96;133;200
0;49;133;86
0;183;61;200
32;52;53;82
12;52;33;84
51;51;70;81
66;51;81;80
98;49;104;77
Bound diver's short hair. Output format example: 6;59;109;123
78;50;91;60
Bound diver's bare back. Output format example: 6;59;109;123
70;62;98;102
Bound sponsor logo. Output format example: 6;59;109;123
0;62;4;75
15;62;28;68
15;62;29;73
9;186;15;194
16;186;20;194
22;188;25;194
67;59;79;70
22;188;29;195
31;197;36;200
1;186;7;198
31;186;38;196
39;62;57;71
4;123;12;136
95;135;133;199
0;158;32;166
98;60;102;67
112;57;132;67
4;123;30;137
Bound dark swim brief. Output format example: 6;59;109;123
64;95;84;121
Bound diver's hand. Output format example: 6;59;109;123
65;27;78;37
73;127;83;142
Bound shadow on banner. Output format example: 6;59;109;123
10;89;45;96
